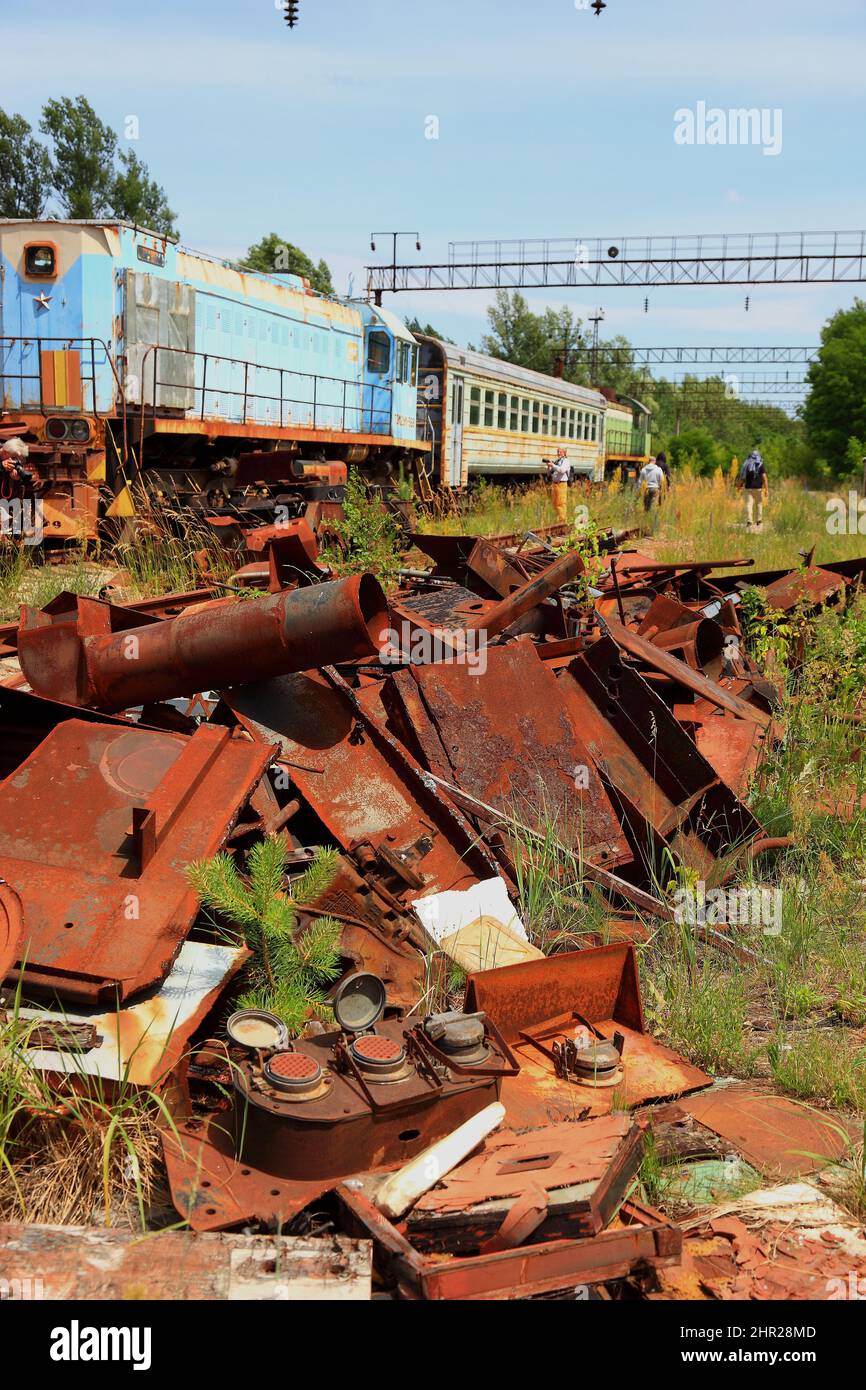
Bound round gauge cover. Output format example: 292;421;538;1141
332;972;387;1034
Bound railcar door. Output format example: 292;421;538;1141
363;327;394;434
449;375;465;485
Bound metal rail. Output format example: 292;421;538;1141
367;230;866;295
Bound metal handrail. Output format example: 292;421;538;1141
136;342;393;464
0;335;129;461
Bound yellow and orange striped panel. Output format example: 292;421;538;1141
39;349;83;409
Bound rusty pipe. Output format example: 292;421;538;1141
463;548;585;635
19;575;389;712
650;618;725;672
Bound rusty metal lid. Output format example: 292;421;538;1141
332;972;386;1034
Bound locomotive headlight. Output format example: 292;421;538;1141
45;417;68;441
68;419;91;442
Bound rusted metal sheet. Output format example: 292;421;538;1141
335;1184;681;1300
680;1086;857;1179
0;1223;371;1300
763;565;846;613
225;667;499;900
0;880;23;983
409;643;632;868
1;721;274;1003
16;941;247;1087
602;618;773;728
406;1114;642;1241
691;716;768;796
465;945;711;1124
18;575;388;712
560;637;764;876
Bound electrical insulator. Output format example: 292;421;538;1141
284;0;300;27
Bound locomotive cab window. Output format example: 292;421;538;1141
25;244;57;278
367;331;391;374
469;386;481;425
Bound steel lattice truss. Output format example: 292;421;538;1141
573;345;819;366
367;231;866;294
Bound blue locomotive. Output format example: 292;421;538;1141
0;218;426;539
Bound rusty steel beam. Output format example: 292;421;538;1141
17;575;388;712
462;548;584;635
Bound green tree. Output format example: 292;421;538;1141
241;233;334;295
804;300;866;471
406;316;455;344
186;837;342;1033
0;108;52;217
39;96;117;218
480;290;553;373
111;148;177;236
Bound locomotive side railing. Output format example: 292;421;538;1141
136;343;394;463
0;336;125;423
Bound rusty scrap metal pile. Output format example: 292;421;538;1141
2;518;864;1301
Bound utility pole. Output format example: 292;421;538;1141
588;307;605;385
369;232;422;305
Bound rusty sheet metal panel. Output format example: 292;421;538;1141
17;940;247;1087
763;565;846;613
225;668;498;900
1;721;274;1003
0;881;23;983
691;716;768;797
465;946;711;1124
680;1087;857;1179
409;643;632;869
560;636;763;875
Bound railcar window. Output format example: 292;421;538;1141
25;244;56;277
521;398;530;431
410;346;418;386
591;414;598;441
497;392;507;429
584;414;592;440
541;403;550;434
469;386;480;426
510;395;519;430
484;389;495;427
551;406;559;437
367;331;391;374
532;401;540;434
568;410;576;438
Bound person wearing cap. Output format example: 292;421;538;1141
545;446;571;523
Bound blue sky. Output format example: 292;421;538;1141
4;0;866;355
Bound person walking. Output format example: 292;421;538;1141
638;456;665;512
545;446;571;523
737;449;768;529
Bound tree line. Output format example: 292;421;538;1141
472;290;866;481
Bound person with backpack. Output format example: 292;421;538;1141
738;449;768;529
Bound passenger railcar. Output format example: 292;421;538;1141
601;392;653;474
416;336;608;488
0;219;426;540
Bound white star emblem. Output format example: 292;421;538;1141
34;291;52;310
